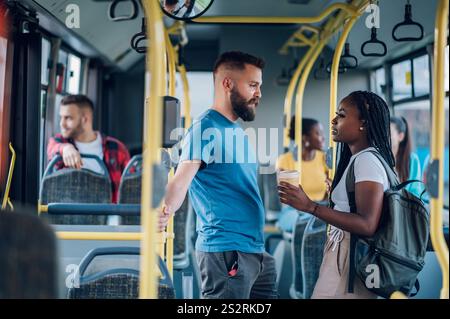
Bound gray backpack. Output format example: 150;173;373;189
345;150;429;298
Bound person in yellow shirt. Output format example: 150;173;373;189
276;116;328;232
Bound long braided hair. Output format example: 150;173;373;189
331;91;396;192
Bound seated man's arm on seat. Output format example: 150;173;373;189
158;160;201;232
47;137;82;169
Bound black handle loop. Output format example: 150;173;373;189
341;43;358;69
326;60;347;74
392;3;424;42
130;18;147;54
361;27;387;57
314;58;329;80
108;0;139;22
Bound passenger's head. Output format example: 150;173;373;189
213;51;265;122
289;116;325;150
164;0;179;14
390;116;411;182
331;91;395;189
59;94;94;139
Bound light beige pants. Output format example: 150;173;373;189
312;230;378;299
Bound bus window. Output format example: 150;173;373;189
413;55;430;97
67;54;81;95
174;71;213;119
41;38;51;86
392;60;413;102
395;98;449;208
370;67;386;100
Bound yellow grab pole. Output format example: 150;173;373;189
164;30;176;274
178;64;191;129
140;0;166;299
283;42;318;149
2;143;16;210
430;0;449;299
165;169;175;278
165;31;177;97
194;3;358;24
294;39;328;175
328;15;361;180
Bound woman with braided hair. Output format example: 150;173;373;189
278;91;395;298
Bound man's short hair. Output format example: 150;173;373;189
61;94;94;113
213;51;265;76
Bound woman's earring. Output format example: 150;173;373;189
305;141;310;147
359;127;364;131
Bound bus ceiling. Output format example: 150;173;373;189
16;0;440;71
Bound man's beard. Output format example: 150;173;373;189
230;88;258;122
62;122;83;139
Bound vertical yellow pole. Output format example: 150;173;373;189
178;64;192;129
140;0;166;299
165;31;177;278
283;42;318;149
328;15;360;180
430;0;449;300
294;40;328;175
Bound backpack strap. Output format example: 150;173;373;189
345;148;398;294
345;158;357;293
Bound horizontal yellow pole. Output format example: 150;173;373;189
57;231;142;241
56;231;172;242
194;3;358;24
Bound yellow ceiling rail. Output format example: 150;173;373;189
2;143;16;210
140;0;165;299
430;0;449;300
193;3;358;24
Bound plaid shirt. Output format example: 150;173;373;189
47;133;130;203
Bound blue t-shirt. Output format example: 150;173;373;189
179;109;265;253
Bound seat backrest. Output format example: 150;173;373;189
0;211;57;298
117;152;192;261
67;247;175;299
300;216;326;299
258;171;281;223
290;213;312;298
118;153;169;225
40;155;112;225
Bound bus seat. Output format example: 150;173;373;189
289;213;313;299
118;152;170;225
260;172;282;223
67;247;175;299
0;210;57;298
299;216;326;299
118;152;193;269
40;155;112;225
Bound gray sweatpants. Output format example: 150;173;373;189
196;250;278;299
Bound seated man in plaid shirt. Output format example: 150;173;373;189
47;94;130;203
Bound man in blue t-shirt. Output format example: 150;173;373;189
158;51;277;299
